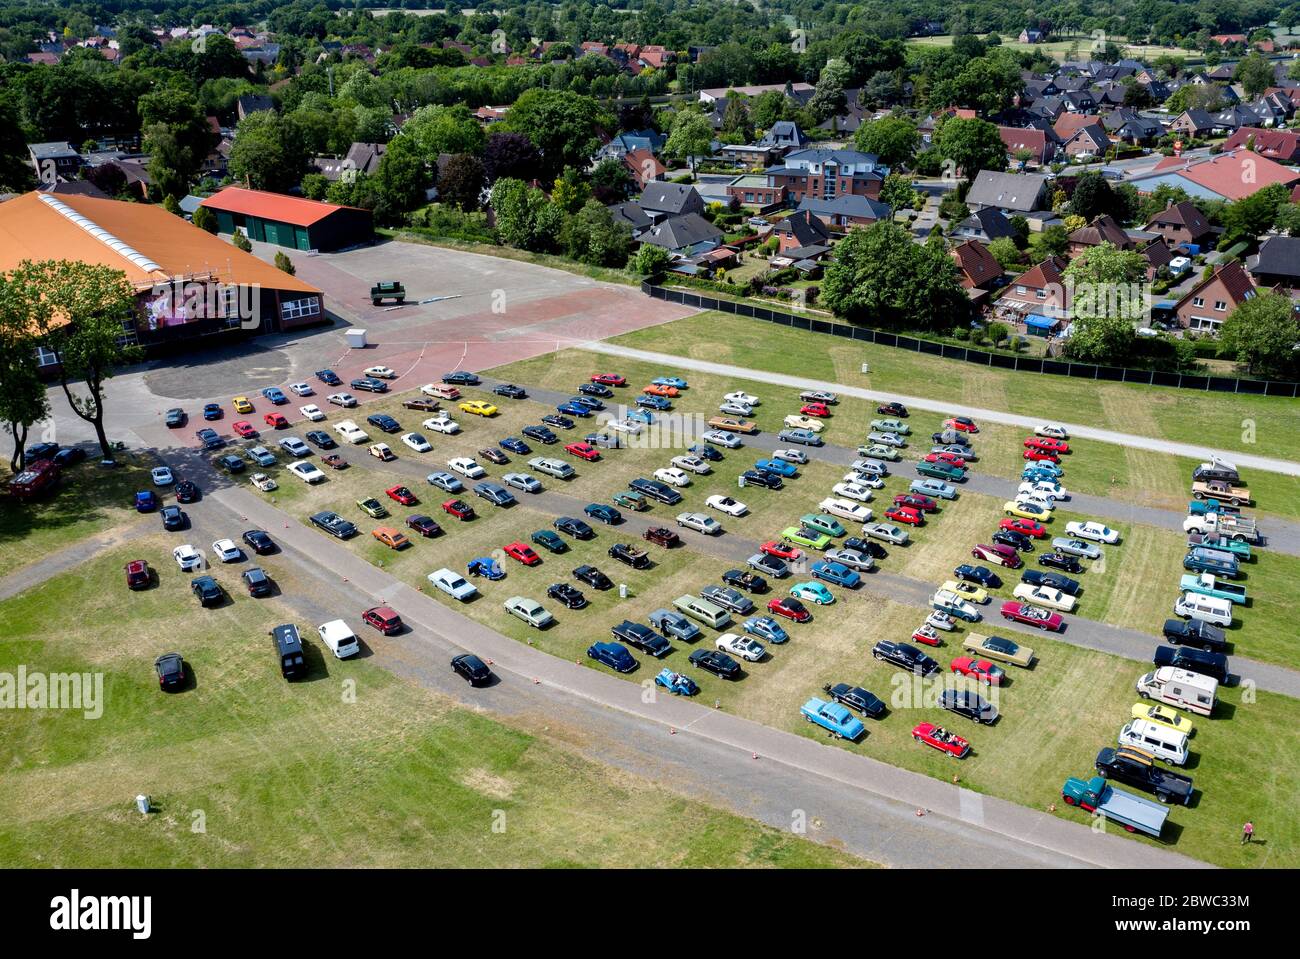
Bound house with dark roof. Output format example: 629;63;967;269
236;95;275;122
1212;105;1263;132
1168;109;1219;138
1019;27;1045;43
1061;122;1111;159
1067;215;1134;256
953;207;1017;243
1139;237;1176;280
609;201;654;234
1173;261;1257;333
637;212;723;256
638;182;705;218
313;142;387;181
28;142;81;182
965;170;1050;214
762;148;885;203
1061;90;1098;114
773;210;832;254
1143;200;1214;248
1103;108;1165;144
757;121;809;153
1248;235;1300;290
794;194;889;229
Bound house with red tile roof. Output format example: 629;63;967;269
999;126;1055;165
1172;261;1257;333
1222;127;1300;163
1067;215;1134;257
999;256;1070;319
623;148;666;189
950;239;1004;306
1129;149;1300;202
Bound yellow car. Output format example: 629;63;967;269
459;400;498;417
941;579;989;604
1131;702;1195;737
232;396;254;414
1003;499;1051;521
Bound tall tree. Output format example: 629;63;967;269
438;154;486;212
402;103;486;158
502;89;612;181
1218;292;1300;378
1061;243;1146;364
935;117;1007;182
227;110;309;192
853;116;919;168
483;132;542;184
665;111;713;174
0;273;50;470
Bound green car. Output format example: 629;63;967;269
856;443;900;461
530;529;568;553
916;461;965;481
869;418;910;435
781;526;832;550
612;490;648;511
357;497;388;519
799;513;845;538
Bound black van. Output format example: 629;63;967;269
1153;644;1229;684
270;624;306;680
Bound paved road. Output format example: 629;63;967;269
581;342;1300;479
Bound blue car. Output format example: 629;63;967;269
636;395;672;410
467;557;505;580
1023;463;1063;480
627;408;654;424
261;387;287;404
653;376;688;389
755;458;797;478
810;560;861;589
570;396;605;411
316;369;342;386
654;668;699;696
134;490;157;512
587;641;637;673
583;503;622;525
556;402;592;417
801;698;865;741
954;563;1001;589
499;437;531;455
743;616;789;645
202;403;223;420
689;443;723;462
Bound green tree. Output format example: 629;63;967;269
0;273;50;470
1027;224;1070;261
563;200;632;267
853;116;920;168
633;244;671;275
879;173;923;212
936;117;1007;182
192;205;218;233
274;251;296;275
1273;203;1300;236
665;111;714;174
438;154;486;212
988;237;1023;269
373;134;430;222
1061;243;1146;364
551;167;592;215
1218;291;1300;378
808;57;850;123
1219;183;1289;248
490;178;562;252
232;232;253;252
227;110;309;192
1234;53;1274;99
402;103;486;158
503;89;612;181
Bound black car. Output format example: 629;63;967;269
547;582;587;609
350;377;388;393
938;688;998;724
1038;551;1083;574
164;408;186;428
242;529;275;554
823;683;886;718
492;383;527;399
160;505;186;530
541;414;574;430
190;575;223;607
688;443;723;462
316;369;342;386
876;401;908;418
26;442;59;461
54;447;86;467
216;454;245;473
689;648;741;680
871;640;938;676
993;529;1035;553
1095;746;1193;805
1153;645;1230;683
842;537;888;560
1162;617;1227;654
578;382;612;397
311;510;357;539
571;395;605;411
573;565;613;590
367;413;401;433
522;425;558;444
451;653;492;686
500;437;532;454
608;543;650;568
406;514;442;538
305;430;337;449
584;503;622;525
174;480;200;503
740;469;782;490
628;477;682;505
953;563;1001;589
154;652;186;690
242;566;273;597
442;371;480;385
722;569;768;593
554;516;595;540
1020;568;1080;596
611;620;671;657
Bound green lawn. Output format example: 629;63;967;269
0;535;866;868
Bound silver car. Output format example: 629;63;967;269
866;430;905;448
676;511;722;535
778;428;823;447
702;429;743;449
824;548;874;572
502;472;542;493
1051;537;1101;560
718;401;753;417
426;471;463;492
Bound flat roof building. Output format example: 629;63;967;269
199;186;374;252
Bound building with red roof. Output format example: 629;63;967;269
1129;150;1300;202
1222;127;1300;163
1173;261;1257;333
198;186;373;251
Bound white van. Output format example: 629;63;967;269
1173;591;1233;628
1118;718;1189;766
317;619;360;659
673;594;732;630
1136;667;1217;717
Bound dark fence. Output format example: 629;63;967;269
642;281;1300;398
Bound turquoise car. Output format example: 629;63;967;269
799;513;845;538
652;376;688;389
801;697;864;741
790;580;835;605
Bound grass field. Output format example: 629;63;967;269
0;535;866;868
906;33;1193;62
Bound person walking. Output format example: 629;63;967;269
1242;820;1254;844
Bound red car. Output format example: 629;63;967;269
925;452;966;468
232;421;258;439
564;442;601;462
1025;437;1069;454
125;559;151;590
503;541;542;566
894;493;938;513
386;484;418;506
767;596;812;622
885;505;924;526
760;540;802;561
1000;600;1064;631
1023;448;1061;464
911;625;942;647
642;383;679;397
441;498;475;521
362;606;403;634
800;402;830;418
591;373;626;386
912;722;970;758
971;543;1022;568
263;412;288;429
950;656;1005;687
943;417;979;433
999;517;1047;538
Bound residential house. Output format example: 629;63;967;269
965;170;1050;215
726;174;785;207
998;256;1070;328
1173;261;1256;333
623;148;666;190
1061;121;1111;159
1061;90;1098;114
312;142;387;181
697;83;814;106
762;148;886;202
236;94;275;121
773;210;832;254
1212;105;1262;132
1139;236;1176;280
1248;235;1300;290
27;142;81;182
1168;109;1219;139
950;239;1005;305
637;213;723;256
638;182;705;219
953;207;1018;243
999;126;1055;165
1143;200;1215;248
1067;215;1134;257
1019;27;1046;43
1103;108;1165;144
1128;150;1300;202
794;194;889;229
1052;112;1097;141
718;144;781;168
757;121;809;154
1222;126;1300;163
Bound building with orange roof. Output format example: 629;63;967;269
1130;149;1300;202
199;186;373;251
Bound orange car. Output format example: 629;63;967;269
642;383;680;398
372;526;410;550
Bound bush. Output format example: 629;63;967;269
634;244;671;275
274;251;296;275
231;232;252;252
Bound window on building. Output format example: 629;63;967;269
281;296;321;323
1213;300;1226;311
1192;297;1204;307
34;345;58;367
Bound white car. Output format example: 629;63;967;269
172;544;202;571
716;633;765;662
250;472;277;491
654;467;691;487
671;454;712;475
327;392;357;407
402;432;431;452
676;511;722;535
702;429;742;448
773;448;808;464
288;460;325;483
364;365;397;379
422;415;461;435
212;539;241;562
832;481;873;503
783;414;824;432
150;466;174;486
503;596;554;629
299;404;325;421
1020;479;1066;500
334;421;368;444
428;567;477;601
819;497;871;523
1036;424;1069;440
1013;582;1076;613
706;494;748;517
842;471;884;489
718;401;753;417
606;418;643;435
1065;520;1120;544
724;390;760;406
448;456;486;479
289;382;314;396
1016;490;1056;511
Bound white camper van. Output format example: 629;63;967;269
1136;666;1217;718
1118;718;1189;766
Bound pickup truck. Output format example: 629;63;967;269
1094;747;1193;806
1191;479;1251;507
1182;510;1257;544
1187;498;1239;516
1060;775;1169;836
1179;572;1247;605
800;697;865;741
1186;531;1251;561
